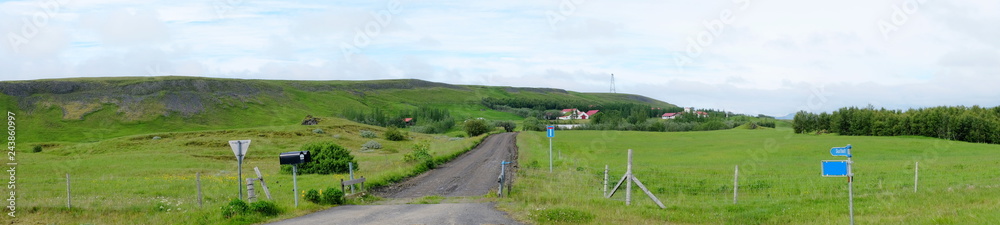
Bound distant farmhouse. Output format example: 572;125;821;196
661;107;708;119
558;108;599;120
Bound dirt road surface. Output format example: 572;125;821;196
379;132;518;198
266;132;522;225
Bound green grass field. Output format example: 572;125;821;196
6;117;487;224
502;126;1000;224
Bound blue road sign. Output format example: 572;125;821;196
546;126;555;137
822;160;849;177
830;144;852;157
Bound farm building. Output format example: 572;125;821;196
662;109;708;119
557;109;599;120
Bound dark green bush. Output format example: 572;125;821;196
32;145;42;153
321;187;344;205
248;201;282;216
463;119;490;137
282;142;358;175
304;189;320;204
221;199;249;218
385;127;406;141
493;120;516;132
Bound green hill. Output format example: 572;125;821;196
0;76;675;143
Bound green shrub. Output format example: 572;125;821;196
321;187;345;205
463;119;490;137
304;189;320;204
282;142;358;175
403;142;432;162
532;208;594;223
248;201;282;216
493;120;516;132
32;145;42;153
522;117;543;131
360;130;377;138
221;199;249;218
385;127;406;141
362;140;382;150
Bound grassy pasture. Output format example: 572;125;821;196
503;127;1000;224
7;117;486;224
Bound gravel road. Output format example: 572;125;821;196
266;132;522;225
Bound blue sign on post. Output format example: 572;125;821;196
822;160;849;177
830;144;852;157
546;126;555;138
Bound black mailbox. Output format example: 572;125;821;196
279;151;311;165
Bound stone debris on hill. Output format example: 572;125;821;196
302;115;319;125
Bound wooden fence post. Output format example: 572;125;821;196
914;162;919;193
626;149;632;206
197;172;203;208
246;178;256;202
605;149;665;209
734;165;739;204
66;173;71;209
603;165;608;197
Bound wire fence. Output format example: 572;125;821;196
17;160;1000;213
19;173;254;212
557;161;1000;206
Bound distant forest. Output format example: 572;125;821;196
792;105;1000;144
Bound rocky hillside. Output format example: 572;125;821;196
0;76;675;143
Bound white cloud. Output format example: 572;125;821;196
79;7;170;45
0;0;998;116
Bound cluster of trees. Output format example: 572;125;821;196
484;97;686;121
579;118;760;132
583;106;771;132
342;106;456;134
793;105;1000;144
462;119;516;136
484;97;772;133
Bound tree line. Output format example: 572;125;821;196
342;106;456;134
793;105;1000;144
483;97;773;132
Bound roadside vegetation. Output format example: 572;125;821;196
9;117;487;224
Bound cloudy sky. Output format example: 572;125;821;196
1;0;998;116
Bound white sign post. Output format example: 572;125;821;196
822;144;853;225
547;126;555;173
230;140;251;200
